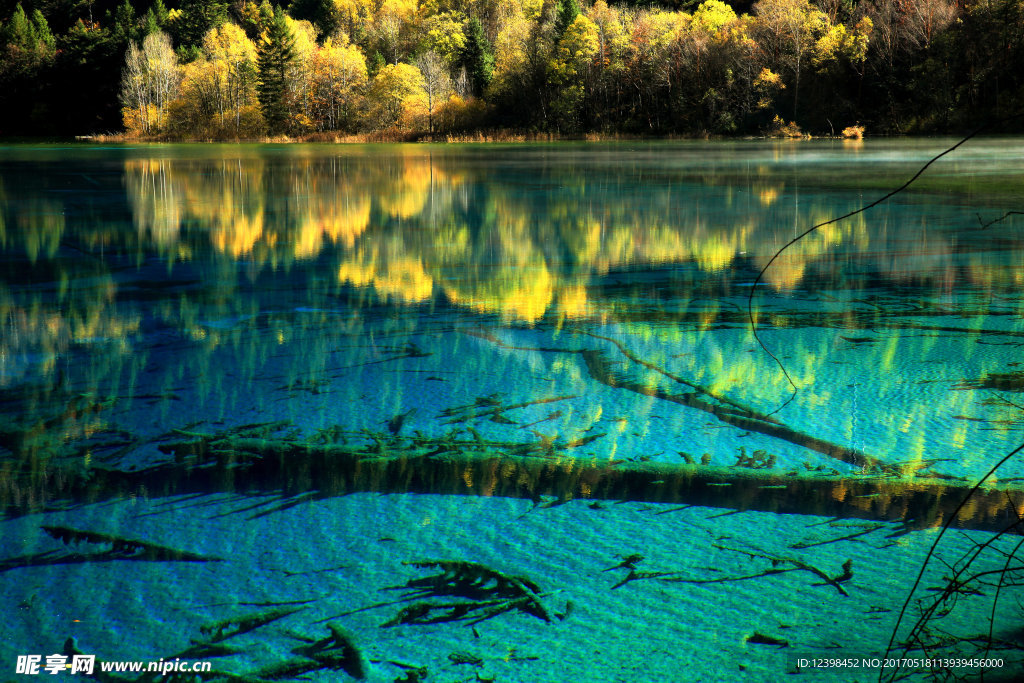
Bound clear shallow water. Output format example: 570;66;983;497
1;140;1023;681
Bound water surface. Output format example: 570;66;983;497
1;140;1022;681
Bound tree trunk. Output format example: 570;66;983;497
7;429;1021;535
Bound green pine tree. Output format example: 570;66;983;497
459;18;494;98
169;0;228;49
30;9;55;51
110;0;136;42
554;0;580;39
258;5;296;134
1;4;36;50
141;0;168;36
287;0;338;40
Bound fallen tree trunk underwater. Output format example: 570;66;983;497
2;424;1021;535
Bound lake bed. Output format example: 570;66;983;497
1;139;1022;681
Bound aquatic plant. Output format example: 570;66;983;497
957;370;1024;392
402;559;543;596
198;606;306;644
605;545;853;596
0;526;222;572
382;559;557;626
41;526;222;562
62;606;377;682
733;447;777;469
262;623;371;680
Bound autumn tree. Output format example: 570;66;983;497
288;0;340;38
489;0;552;126
281;17;318;130
236;0;275;39
416;49;452;133
333;0;375;47
373;0;416;64
120;29;179;135
807;14;872;121
753;0;829;119
549;13;598;131
203;22;260;134
366;61;427;128
584;0;627;127
681;0;756;131
308;33;367;130
902;0;958;50
420;10;466;67
621;9;684;130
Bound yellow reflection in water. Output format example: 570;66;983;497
3;145;1021;479
113;148;893;319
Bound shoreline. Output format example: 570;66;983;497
16;131;863;145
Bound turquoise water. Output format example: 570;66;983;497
1;140;1022;681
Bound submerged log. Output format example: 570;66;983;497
2;431;1022;535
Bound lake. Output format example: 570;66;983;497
1;139;1022;681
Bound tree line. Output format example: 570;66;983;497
0;0;1021;138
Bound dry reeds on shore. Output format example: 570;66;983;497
87;128;674;144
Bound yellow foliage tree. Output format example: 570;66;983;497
283;17;319;132
366;62;428;129
753;0;830;117
374;0;418;64
120;31;179;136
201;23;260;135
309;35;368;131
549;14;599;130
420;11;468;66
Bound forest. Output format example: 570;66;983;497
0;0;1021;138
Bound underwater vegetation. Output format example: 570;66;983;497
41;554;559;681
0;526;222;572
61;608;374;682
3;141;1024;681
5;409;1023;679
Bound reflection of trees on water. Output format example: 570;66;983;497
3;148;1003;323
1;150;1021;683
109;149;938;311
1;148;1023;481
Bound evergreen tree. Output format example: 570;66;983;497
368;49;384;78
554;0;580;39
257;5;295;133
458;17;493;97
1;3;35;49
168;0;229;49
141;0;168;36
49;18;124;134
0;4;56;73
287;0;338;40
31;9;55;50
110;0;136;43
